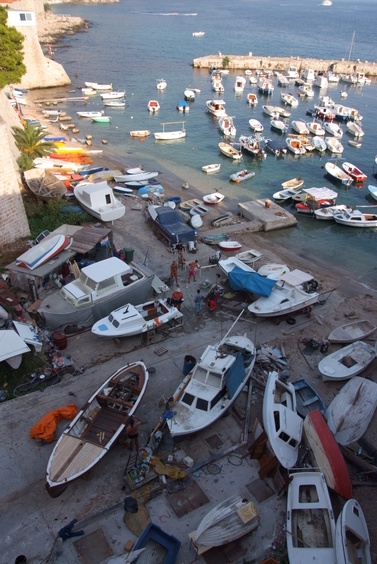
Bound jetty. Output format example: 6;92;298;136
193;53;377;76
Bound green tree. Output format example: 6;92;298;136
12;122;55;160
222;56;230;68
0;6;26;88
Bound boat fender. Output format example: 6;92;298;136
320;340;329;354
286;317;296;325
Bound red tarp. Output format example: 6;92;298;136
30;404;78;443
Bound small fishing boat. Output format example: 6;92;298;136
313;135;327;153
229;169;255;182
84;82;112;90
218;115;236;137
131;522;180;562
193;495;259;548
286;472;337;563
200;234;230;246
346;120;365;138
247;92;258;106
180;198;203;211
293;379;326;419
319;340;376;382
342;161;367;182
335;499;372;564
314;204;352;220
281;177;304;190
270;119;288;134
147;99;160;113
102;99;125;108
219;142;242;160
154;121;186;141
263;371;303;468
239;135;266;158
16;234;71;270
92;116;111;123
325;162;353;185
326;377;377;445
189;203;211;216
167;328;255;437
156;78;167;91
218;240;242;252
190;213;203;229
202;192;224;205
303;410;353;499
323;121;343;138
184;88;195;101
273;186;303;203
248;269;319;317
100;91;125;100
348;139;362;148
202;163;221;174
130;129;151;138
328;320;377;343
306;121;325;136
367;184;377;202
74;181;125;221
257;263;290;279
206;99;227;118
325;136;344;154
291;120;310;135
91;298;182;338
77;111;104;118
46;361;148;496
334;209;377;228
280;92;299;108
286;137;306;155
192;31;205;37
262;104;279;119
23;168;68;201
248;118;263;132
235;249;263;265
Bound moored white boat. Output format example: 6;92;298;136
342;161;367;182
281;177;304;190
312;136;327;153
100;91;125;100
291;120;310;135
314;204;352;220
323;121;343;138
248;118;263;132
280;92;299;107
147;99;160;113
218;115;236;137
273;186;304;202
234;75;246;93
346;120;365;138
318;340;376;381
306;121;325;136
325;162;353;185
326;377;377;445
167;331;256;437
103;99;125;108
154;121;186;141
246;92;258;106
219;142;242;160
77;111;104;118
333;209;377;228
91;298;182;338
184;88;195;101
46;361;148;496
193;495;259;548
202;163;221;174
286;137;306;155
229;169;255;182
263;371;303;468
270;119;288;134
206;99;227;118
239;135;265;158
130;130;151;138
367;184;377;202
262;104;279;118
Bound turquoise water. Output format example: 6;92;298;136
49;0;377;286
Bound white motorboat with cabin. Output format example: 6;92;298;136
291;120;310;135
306;121;325;136
248;119;263;133
234;76;246;93
219;142;242;160
156;78;167;91
206;99;227;118
74;181;125;222
280;92;299;108
333;209;377;228
167;328;256;437
218;115;236;137
147;99;160;113
323;121;343;138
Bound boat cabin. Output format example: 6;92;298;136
61;257;141;308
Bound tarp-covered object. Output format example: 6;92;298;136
228;266;276;298
151;206;196;245
30;404;78;443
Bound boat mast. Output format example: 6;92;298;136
348;31;355;62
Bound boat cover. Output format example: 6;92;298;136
30;404;78;443
151;206;196;244
224;352;245;398
228;266;276;297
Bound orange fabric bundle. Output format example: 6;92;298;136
30;404;78;443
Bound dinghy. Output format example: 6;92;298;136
16;234;71;270
193;495;259;548
293;379;326;419
326;377;377;445
328;320;377;343
303;410;353;500
46;361;148;496
318;340;376;381
286;472;337;563
23;168;68;201
281;177;304;190
229;169;255;182
218;240;242;252
91;298;182;338
167;326;255;437
235;249;263;265
218;142;242;160
263;371;302;469
202;192;224;205
202;163;221;174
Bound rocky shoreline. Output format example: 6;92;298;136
37;12;88;45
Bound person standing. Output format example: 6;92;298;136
194;289;205;316
125;416;143;452
170;259;178;286
188;259;200;283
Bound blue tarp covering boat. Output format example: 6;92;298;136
228;266;276;297
149;206;196;245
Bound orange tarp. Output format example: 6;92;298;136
30;404;78;443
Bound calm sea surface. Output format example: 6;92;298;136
50;0;377;286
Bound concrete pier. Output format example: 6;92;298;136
193;53;377;76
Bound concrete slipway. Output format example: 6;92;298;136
1;274;289;564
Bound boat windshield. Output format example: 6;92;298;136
194;366;222;388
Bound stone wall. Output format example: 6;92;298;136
0;94;30;246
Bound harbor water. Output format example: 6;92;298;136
48;0;377;287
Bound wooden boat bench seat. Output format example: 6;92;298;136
82;407;127;445
96;393;134;412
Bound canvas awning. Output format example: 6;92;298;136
228;267;276;298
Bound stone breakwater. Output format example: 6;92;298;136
193;53;377;76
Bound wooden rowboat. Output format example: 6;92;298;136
202;192;224;205
23;168;67;201
192;495;259;548
335;499;372;564
303;410;353;499
326;377;377;446
328;320;377;344
281;177;304;190
130;130;151;138
293;378;326;419
218;240;242;252
218;142;242;160
202;163;221;174
46;361;148;497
